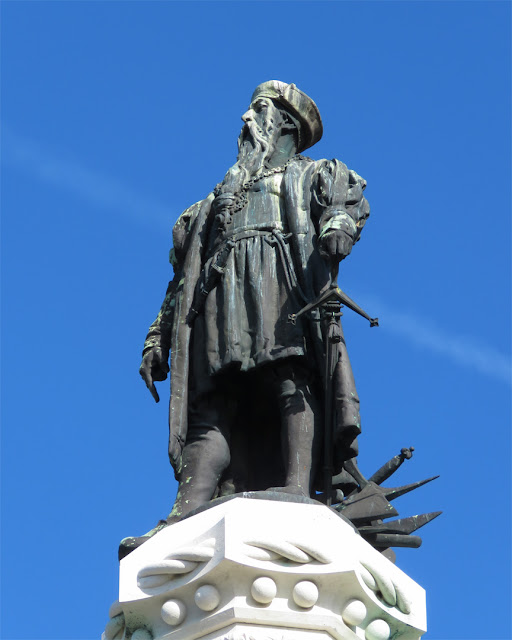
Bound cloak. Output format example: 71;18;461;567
143;156;370;482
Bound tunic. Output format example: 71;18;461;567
201;172;306;374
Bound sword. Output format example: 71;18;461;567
288;272;378;505
188;240;235;323
288;283;378;327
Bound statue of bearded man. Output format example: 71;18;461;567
120;81;370;558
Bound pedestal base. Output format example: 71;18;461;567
104;498;427;640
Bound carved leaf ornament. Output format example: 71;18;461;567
359;559;412;615
243;536;411;615
103;601;125;640
137;539;215;591
243;538;333;564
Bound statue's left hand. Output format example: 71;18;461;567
318;229;353;263
139;347;170;403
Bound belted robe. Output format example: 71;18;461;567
143;156;370;482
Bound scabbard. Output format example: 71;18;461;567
188;240;235;322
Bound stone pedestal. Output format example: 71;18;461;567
103;498;427;640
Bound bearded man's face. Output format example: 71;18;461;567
237;97;283;158
218;97;291;191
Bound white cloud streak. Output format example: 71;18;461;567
359;295;511;387
3;126;509;386
1;125;172;232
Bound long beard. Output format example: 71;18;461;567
237;121;274;174
219;121;280;196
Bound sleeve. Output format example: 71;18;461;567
142;276;180;359
171;199;204;265
311;159;370;246
141;199;205;358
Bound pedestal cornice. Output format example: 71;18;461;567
103;498;426;640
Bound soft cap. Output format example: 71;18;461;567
251;80;323;152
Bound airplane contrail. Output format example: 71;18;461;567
1;125;173;232
4;126;509;387
359;295;511;387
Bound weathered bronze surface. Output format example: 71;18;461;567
119;81;439;560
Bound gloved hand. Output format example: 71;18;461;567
318;228;353;263
139;347;170;403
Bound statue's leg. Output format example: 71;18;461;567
167;387;236;522
118;383;236;560
269;360;322;497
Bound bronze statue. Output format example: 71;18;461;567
119;81;372;558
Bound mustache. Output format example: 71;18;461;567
239;120;265;144
237;121;270;158
238;124;253;150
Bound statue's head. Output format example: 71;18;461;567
226;81;322;186
242;81;323;154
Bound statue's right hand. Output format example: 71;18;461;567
139;348;170;403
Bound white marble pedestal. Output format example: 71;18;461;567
103;498;427;640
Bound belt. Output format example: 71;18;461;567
213;222;286;248
217;227;307;305
192;227;309;324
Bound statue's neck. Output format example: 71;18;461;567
265;132;298;169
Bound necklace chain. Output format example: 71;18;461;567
214;155;310;222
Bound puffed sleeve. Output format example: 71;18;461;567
311;159;370;247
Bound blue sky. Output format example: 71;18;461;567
1;2;510;639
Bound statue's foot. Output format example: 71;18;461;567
267;485;309;498
118;519;169;561
118;534;152;560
